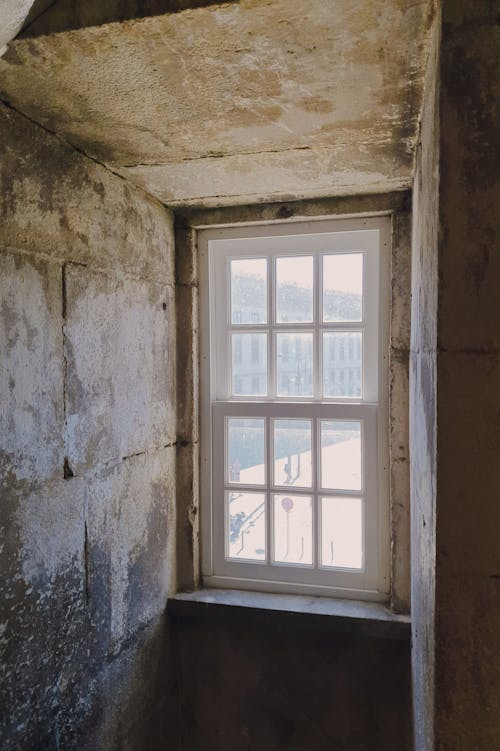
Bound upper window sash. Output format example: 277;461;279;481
209;228;381;403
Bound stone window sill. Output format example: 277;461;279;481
167;588;410;641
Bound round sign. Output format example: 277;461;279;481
281;497;294;513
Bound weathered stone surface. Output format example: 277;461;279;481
0;473;87;750
15;476;85;590
64;265;176;472
86;448;176;652
435;575;500;751
1;103;177;750
0;103;173;281
177;191;410;228
176;440;200;592
0;0;34;55
0;0;433;205
79;614;178;751
409;5;440;747
411;3;500;749
172;607;413;750
409;350;437;751
429;7;500;748
388;209;412;612
175;282;198;444
389;350;410;612
120;148;413;207
0;251;64;484
391;210;412;353
437;3;500;352
437;351;500;578
23;0;241;35
175;224;198;288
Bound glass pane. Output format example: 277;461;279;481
321;496;362;569
232;333;267;396
231;258;267;324
322;331;362;398
320;420;362;491
227;491;266;561
273;419;312;488
276;256;313;323
227;418;265;485
276;332;313;397
273;494;312;565
323;253;363;322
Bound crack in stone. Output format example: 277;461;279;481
83;520;90;607
0;96;167;209
61;263;69;480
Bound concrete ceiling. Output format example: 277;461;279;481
0;0;434;207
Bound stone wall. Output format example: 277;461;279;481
0;103;177;750
411;2;500;749
435;2;500;748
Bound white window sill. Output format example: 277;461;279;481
168;588;410;641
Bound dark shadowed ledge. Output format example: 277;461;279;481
168;589;411;641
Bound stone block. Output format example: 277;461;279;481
0;104;174;282
176;440;200;591
390;209;411;352
0;474;88;750
0;251;64;483
175;224;198;287
15;476;85;591
86;447;176;652
176;282;199;444
389;349;410;612
436;351;500;577
438;7;500;352
64;265;176;472
435;574;500;751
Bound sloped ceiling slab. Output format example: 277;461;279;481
0;0;434;206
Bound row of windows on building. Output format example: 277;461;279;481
234;368;361;397
233;335;362;365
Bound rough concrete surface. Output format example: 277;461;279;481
0;252;63;484
171;604;413;751
0;0;35;55
64;266;175;473
0;101;178;750
409;5;439;749
175;253;200;591
86;448;176;651
433;2;500;748
0;105;174;280
0;0;433;205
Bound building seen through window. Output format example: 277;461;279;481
231;271;362;397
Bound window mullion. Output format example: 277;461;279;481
315;251;322;400
266;415;272;564
312;416;319;569
269;256;276;399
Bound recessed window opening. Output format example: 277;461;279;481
199;217;390;601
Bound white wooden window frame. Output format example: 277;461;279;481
199;217;390;601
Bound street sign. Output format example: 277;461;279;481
281;496;294;513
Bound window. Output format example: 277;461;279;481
199;217;390;600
